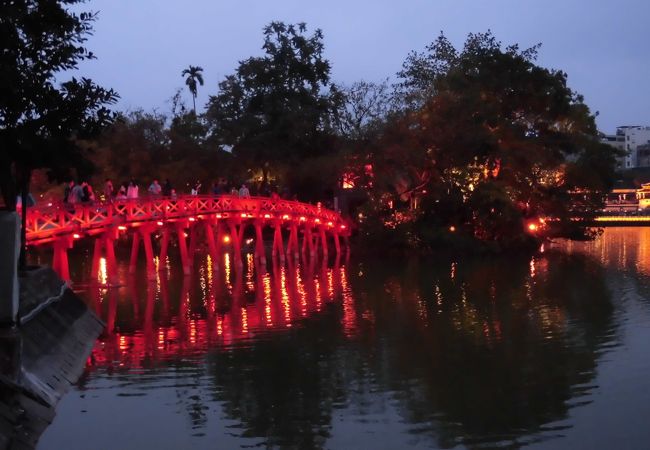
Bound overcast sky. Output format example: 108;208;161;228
72;0;649;133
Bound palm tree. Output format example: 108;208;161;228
182;65;204;114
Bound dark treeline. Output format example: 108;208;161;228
2;3;621;252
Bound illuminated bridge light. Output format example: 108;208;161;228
157;221;164;226
340;224;346;229
223;235;231;244
188;217;196;222
241;213;247;218
118;225;127;231
594;216;650;222
73;233;81;239
314;218;321;224
299;216;306;222
264;213;272;219
216;213;222;219
282;214;290;220
327;221;333;227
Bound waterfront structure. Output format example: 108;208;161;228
601;126;650;169
24;195;350;282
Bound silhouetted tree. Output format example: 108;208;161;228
182;65;204;114
357;31;621;251
205;22;341;188
0;0;118;267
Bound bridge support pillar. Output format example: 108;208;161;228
302;226;314;257
129;232;140;274
104;232;118;285
287;224;299;259
141;229;156;280
52;237;72;283
272;222;284;261
176;224;191;275
205;222;218;265
90;231;118;285
188;224;198;266
91;238;103;279
159;227;170;270
228;221;243;268
333;232;341;255
215;222;225;262
254;221;266;264
319;227;328;259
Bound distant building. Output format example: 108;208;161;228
601;126;650;169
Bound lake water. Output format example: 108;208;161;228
36;227;650;449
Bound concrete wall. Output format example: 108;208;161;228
0;212;20;325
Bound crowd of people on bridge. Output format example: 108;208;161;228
62;177;292;206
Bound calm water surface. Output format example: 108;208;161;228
36;228;650;449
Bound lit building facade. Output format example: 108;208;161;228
601;126;650;169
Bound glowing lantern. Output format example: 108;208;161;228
528;223;538;232
223;235;231;244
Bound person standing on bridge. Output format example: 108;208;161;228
148;179;162;197
190;181;201;196
70;181;84;204
162;179;172;197
239;183;250;198
127;180;139;199
63;180;75;204
103;179;114;202
116;184;127;200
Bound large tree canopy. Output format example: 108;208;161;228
358;32;620;250
0;0;118;210
205;22;340;186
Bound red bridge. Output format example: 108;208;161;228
25;195;351;282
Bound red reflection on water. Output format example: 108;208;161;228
85;256;355;371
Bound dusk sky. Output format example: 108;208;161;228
73;0;649;133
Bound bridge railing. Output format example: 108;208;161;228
25;195;349;244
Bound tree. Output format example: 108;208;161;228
205;22;341;189
336;79;394;141
182;65;204;114
358;31;621;251
0;0;118;267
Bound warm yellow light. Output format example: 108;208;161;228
282;214;290;220
449;225;456;232
264;213;271;219
223;235;231;244
157;221;164;226
528;223;538;232
73;233;81;239
118;225;127;231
